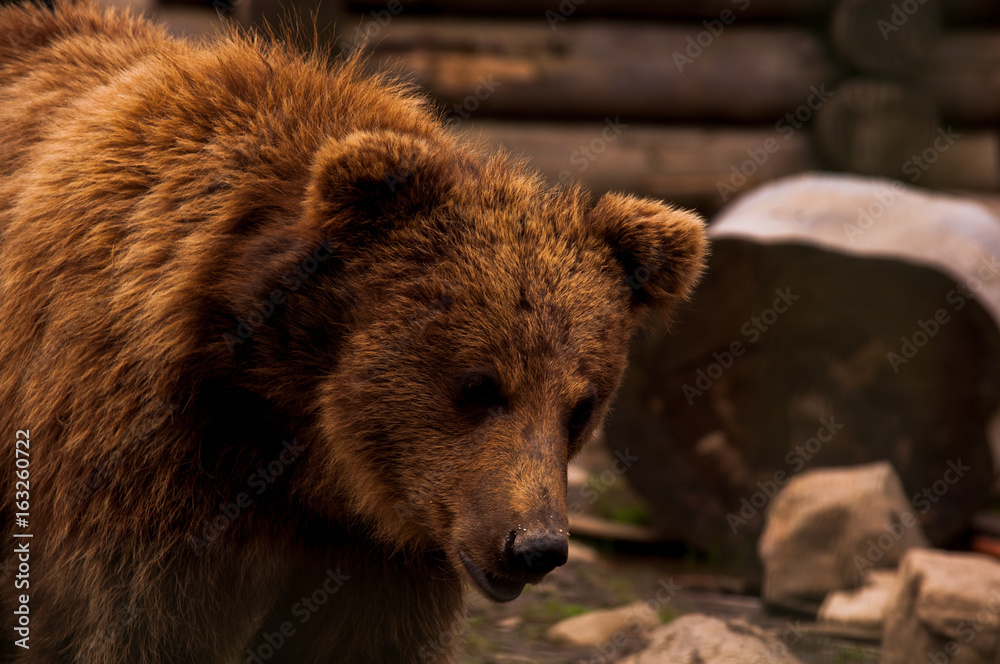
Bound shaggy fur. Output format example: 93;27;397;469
0;3;707;662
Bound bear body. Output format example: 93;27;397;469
0;3;706;662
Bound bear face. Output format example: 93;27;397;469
278;131;708;601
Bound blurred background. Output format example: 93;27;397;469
97;0;1000;661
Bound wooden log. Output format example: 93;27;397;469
151;5;226;36
813;78;941;177
921;131;1000;192
345;0;1000;22
353;17;1000;124
830;0;942;75
459;121;821;212
236;0;345;43
941;0;1000;21
349;14;1000;124
348;0;834;20
459;121;999;211
568;515;664;544
359;19;841;123
813;78;999;189
923;32;1000;124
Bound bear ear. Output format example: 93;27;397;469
586;193;709;314
305;130;456;240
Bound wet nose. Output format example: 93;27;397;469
506;527;569;576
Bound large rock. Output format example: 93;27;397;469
759;462;928;612
604;173;1000;563
619;614;804;664
882;549;1000;664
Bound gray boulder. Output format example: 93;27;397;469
759;462;928;612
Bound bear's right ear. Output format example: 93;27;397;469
586;192;709;315
305;130;457;241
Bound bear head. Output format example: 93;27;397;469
239;129;707;602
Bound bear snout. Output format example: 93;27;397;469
456;519;569;603
505;525;569;578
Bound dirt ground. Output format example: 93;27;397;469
461;548;881;663
458;438;884;664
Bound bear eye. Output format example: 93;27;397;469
456;371;507;418
567;395;598;440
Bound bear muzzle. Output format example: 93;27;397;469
506;525;569;578
458;524;569;602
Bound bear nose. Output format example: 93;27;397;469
506;527;569;577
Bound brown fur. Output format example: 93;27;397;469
0;3;707;662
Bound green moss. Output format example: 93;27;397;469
658;606;676;624
609;575;635;604
833;646;868;662
536;599;590;621
585;474;654;527
608;504;651;525
463;633;488;652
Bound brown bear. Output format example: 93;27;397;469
0;2;707;662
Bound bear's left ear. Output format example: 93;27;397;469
305;130;457;241
586;192;709;314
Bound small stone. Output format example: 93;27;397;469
882;549;1000;664
545;601;659;647
619;614;804;664
819;569;897;636
496;615;521;630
